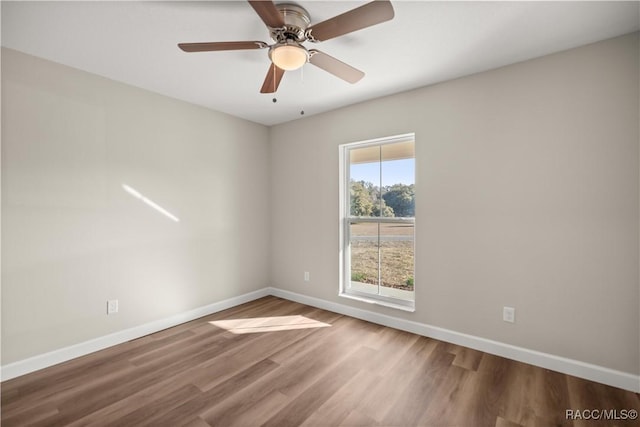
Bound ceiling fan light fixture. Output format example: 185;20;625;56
270;43;308;71
179;0;396;93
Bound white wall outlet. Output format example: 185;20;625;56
304;271;310;282
107;299;119;315
503;306;515;323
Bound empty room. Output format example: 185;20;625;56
1;1;639;426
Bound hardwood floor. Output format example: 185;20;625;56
2;296;639;426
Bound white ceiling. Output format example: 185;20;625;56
2;1;639;126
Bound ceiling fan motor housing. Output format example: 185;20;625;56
270;3;311;43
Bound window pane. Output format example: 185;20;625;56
349;146;381;217
349;221;379;294
379;222;414;301
381;141;415;218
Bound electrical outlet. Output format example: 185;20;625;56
503;306;515;323
107;299;119;315
304;271;310;282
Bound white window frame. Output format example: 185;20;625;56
339;133;415;312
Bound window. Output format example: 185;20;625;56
339;134;415;311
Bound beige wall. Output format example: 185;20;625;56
1;48;270;364
2;33;639;377
270;33;640;374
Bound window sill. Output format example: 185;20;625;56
339;292;415;313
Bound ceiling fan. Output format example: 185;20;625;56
178;1;395;93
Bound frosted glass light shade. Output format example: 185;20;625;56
271;44;308;71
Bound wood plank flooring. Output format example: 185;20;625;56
2;296;639;426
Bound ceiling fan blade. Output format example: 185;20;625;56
307;0;394;42
248;1;285;28
178;41;268;52
260;64;285;93
309;50;364;84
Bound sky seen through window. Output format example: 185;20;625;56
350;158;415;186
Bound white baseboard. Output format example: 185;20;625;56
268;287;640;393
0;288;270;381
3;286;639;393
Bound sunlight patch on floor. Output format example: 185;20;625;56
210;315;331;334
